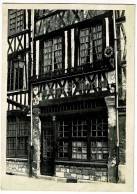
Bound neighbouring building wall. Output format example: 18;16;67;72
116;10;126;183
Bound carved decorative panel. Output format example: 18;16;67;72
32;71;115;105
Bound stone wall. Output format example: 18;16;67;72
6;159;29;175
55;164;108;182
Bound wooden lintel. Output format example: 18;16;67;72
40;107;107;117
39;91;110;107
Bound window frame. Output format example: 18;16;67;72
56;113;108;162
6;116;29;158
40;32;65;76
8;9;25;36
77;20;105;68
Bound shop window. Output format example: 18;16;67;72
58;141;68;158
42;36;63;75
72;120;87;137
8;9;25;36
72;141;87;159
91;140;108;160
57;115;108;161
7;117;29;158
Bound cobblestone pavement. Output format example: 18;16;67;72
1;174;130;192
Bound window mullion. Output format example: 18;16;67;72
86;117;91;161
15;117;19;158
52;39;54;72
68;119;72;160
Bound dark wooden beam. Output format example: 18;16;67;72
7;98;28;110
34;11;113;41
116;16;126;23
8;29;30;39
39;91;111;107
40;107;107;117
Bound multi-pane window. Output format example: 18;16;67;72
91;140;108;160
42;37;62;75
7;60;24;91
72;141;87;159
7;117;29;158
80;28;91;65
72;120;87;137
79;24;103;66
9;9;25;36
57;115;108;161
91;118;108;137
58;141;68;158
58;121;69;138
57;121;69;158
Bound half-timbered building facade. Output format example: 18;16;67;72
6;9;126;183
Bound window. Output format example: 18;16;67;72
7;117;29;158
57;115;108;161
8;9;25;36
79;24;103;66
42;36;63;75
7;59;24;91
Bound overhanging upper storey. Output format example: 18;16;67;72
32;10;115;82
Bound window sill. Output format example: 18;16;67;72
55;160;108;167
6;158;28;162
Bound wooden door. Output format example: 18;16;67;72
41;120;54;176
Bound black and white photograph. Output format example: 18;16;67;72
0;3;135;192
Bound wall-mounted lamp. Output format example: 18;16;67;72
14;55;25;69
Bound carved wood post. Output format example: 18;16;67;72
105;96;117;183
